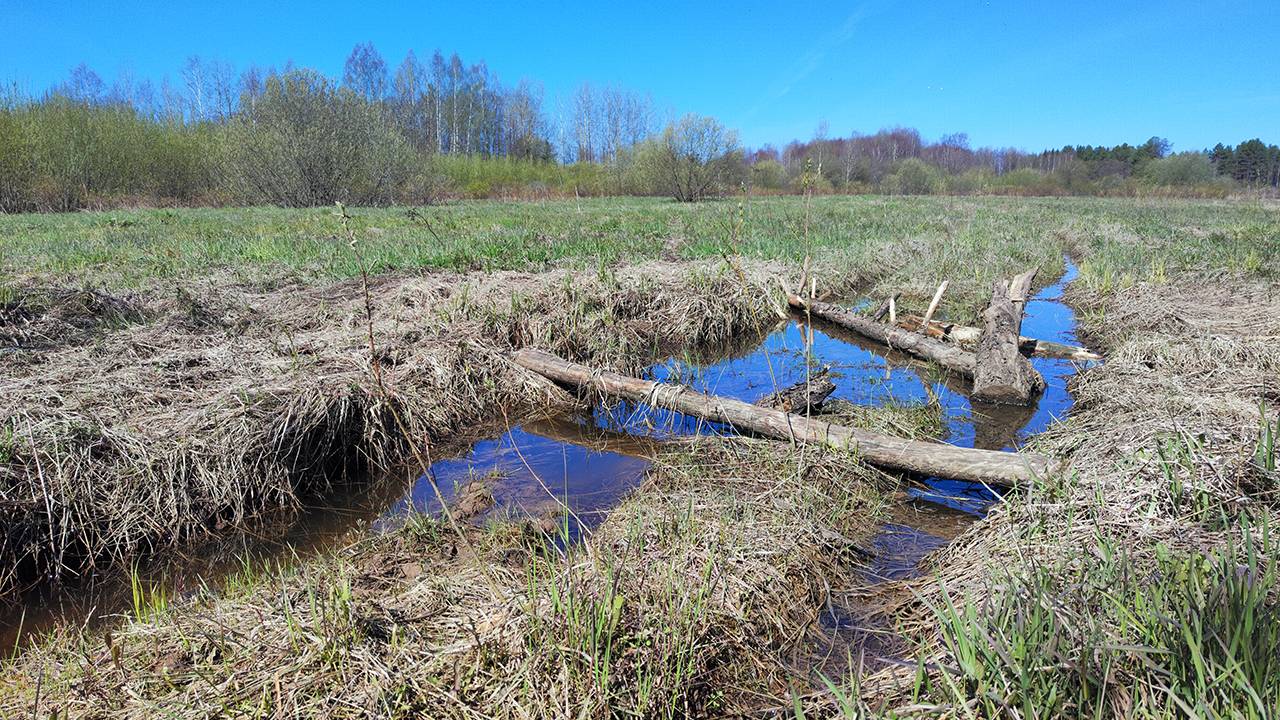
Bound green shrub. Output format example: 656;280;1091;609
990;167;1063;196
1142;152;1217;186
631;115;743;202
0;110;36;212
749;159;787;191
221;69;412;207
945;168;990;195
881;157;942;195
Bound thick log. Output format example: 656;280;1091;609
973;270;1045;406
512;348;1051;485
896;314;1101;362
754;369;836;413
788;295;976;378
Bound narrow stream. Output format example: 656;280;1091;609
387;260;1089;546
3;261;1094;658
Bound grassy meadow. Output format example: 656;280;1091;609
2;194;1279;717
2;194;1277;283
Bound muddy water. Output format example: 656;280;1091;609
3;261;1093;658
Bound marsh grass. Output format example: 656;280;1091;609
0;257;791;598
924;517;1280;719
2;438;902;717
3;196;1275;322
1255;404;1278;475
3;196;1279;715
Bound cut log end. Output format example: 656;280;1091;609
973;270;1045;406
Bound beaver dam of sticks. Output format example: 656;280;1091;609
5;254;1280;717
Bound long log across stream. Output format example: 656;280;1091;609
512;348;1054;486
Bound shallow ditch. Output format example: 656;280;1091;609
389;261;1086;542
2;261;1094;663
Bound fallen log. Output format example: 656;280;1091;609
754;369;836;413
788;294;976;378
512;348;1051;485
896;314;1101;362
973;269;1045;406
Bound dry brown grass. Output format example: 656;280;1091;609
0;259;804;599
2;438;903;718
6;244;1278;716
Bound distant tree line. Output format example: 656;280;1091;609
1208;140;1280;188
0;43;1274;212
0;42;752;210
751;128;1276;198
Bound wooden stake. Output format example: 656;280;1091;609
872;293;901;322
921;280;949;328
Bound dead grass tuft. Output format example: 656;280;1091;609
4;438;896;718
0;260;806;599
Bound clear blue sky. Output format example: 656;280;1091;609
3;0;1277;152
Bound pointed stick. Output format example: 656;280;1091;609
921;280;949;328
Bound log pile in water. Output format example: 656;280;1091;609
512;348;1053;486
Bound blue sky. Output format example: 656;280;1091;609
2;0;1277;152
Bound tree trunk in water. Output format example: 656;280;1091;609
754;369;836;414
973;269;1045;406
787;295;976;378
512;348;1052;486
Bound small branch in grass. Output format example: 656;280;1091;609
336;202;501;596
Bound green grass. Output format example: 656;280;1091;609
926;515;1280;719
2;196;1276;293
4;194;1279;716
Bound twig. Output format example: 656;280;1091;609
336;202;502;597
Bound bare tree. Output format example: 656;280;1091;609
504;80;549;160
208;59;239;121
643;114;743;202
181;56;207;121
429;51;446;153
239;65;265;116
393;50;427;148
571;83;596;162
342;42;388;102
60;63;104;104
